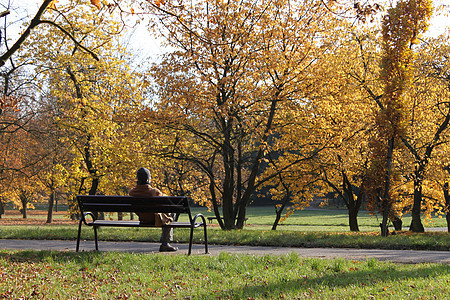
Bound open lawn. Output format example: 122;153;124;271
1;206;448;230
0;250;448;299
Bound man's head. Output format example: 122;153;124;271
136;167;151;185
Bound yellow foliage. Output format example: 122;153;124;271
48;0;58;10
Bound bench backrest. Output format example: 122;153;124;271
77;195;191;216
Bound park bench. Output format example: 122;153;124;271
76;195;208;255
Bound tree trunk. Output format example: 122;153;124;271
342;172;361;232
21;206;27;219
46;191;54;223
381;137;395;237
443;182;450;233
89;177;102;220
272;190;290;230
272;211;282;230
236;100;279;230
208;174;225;229
392;216;402;231
0;197;4;218
447;210;450;233
348;208;359;232
410;168;425;232
221;116;236;230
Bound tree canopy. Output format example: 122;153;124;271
0;0;449;233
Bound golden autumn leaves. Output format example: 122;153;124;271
365;0;433;233
48;0;103;10
48;0;167;12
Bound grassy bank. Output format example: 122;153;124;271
0;250;448;299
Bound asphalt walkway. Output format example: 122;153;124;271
1;239;449;264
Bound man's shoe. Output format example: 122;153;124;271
159;244;178;252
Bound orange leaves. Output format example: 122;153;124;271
48;0;58;10
90;0;102;10
0;96;18;114
154;0;166;7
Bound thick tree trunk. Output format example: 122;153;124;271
343;172;361;232
381;137;395;237
0;197;4;218
235;204;246;229
46;191;54;223
21;206;27;219
447;211;450;233
222;174;235;229
220;114;236;230
88;177;102;220
392;216;402;231
443;182;450;233
410;169;425;232
348;208;359;232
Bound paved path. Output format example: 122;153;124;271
1;239;449;264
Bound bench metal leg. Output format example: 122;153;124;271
188;226;194;255
203;224;208;254
76;219;83;252
94;226;99;251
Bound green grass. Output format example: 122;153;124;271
3;206;449;231
0;250;448;299
190;206;449;231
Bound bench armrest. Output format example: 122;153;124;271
192;213;207;225
80;212;97;225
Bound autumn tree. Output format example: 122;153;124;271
1;111;48;218
302;26;383;232
0;0;115;217
364;0;432;236
0;15;39;217
146;0;345;229
404;34;450;232
340;7;450;233
20;1;151;219
30;94;73;223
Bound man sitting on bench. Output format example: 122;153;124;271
129;167;178;252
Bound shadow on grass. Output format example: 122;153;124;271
206;262;449;299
